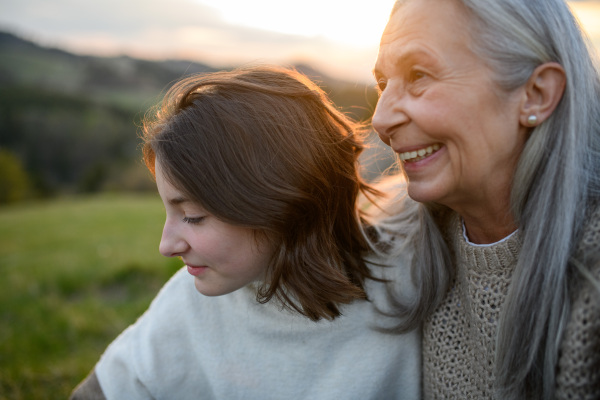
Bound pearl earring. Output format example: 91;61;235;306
527;115;538;125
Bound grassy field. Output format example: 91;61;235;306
0;194;183;399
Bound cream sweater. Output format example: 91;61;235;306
422;211;600;399
82;254;420;400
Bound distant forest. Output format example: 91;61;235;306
0;31;390;203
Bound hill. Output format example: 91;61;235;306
0;31;218;109
0;31;385;199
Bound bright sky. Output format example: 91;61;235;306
196;0;395;46
1;0;599;83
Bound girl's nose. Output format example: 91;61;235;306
159;220;189;257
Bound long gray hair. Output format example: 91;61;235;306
381;0;600;398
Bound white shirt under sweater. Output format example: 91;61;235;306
95;257;420;400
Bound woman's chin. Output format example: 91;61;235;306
405;182;448;206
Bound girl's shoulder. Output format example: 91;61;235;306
95;265;422;399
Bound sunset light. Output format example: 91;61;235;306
570;1;600;54
193;0;394;47
4;2;600;398
1;0;599;82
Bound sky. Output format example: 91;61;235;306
1;0;599;83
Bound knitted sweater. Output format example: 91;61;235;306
422;210;600;399
73;255;421;400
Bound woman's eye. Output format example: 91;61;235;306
376;79;387;92
182;216;205;225
409;70;427;82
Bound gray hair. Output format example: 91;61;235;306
383;0;600;398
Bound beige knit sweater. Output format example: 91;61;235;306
422;210;600;399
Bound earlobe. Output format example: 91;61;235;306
519;62;566;127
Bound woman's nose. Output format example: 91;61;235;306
371;84;409;145
159;220;189;257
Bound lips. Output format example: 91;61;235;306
398;143;441;162
186;264;208;277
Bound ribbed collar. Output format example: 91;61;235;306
448;213;523;275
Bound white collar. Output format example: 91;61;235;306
461;219;518;247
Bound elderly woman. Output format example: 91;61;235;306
372;0;600;398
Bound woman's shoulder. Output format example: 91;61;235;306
557;201;600;398
576;200;600;257
567;199;600;319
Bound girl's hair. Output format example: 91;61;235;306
385;0;600;398
142;65;381;321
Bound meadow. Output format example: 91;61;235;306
0;194;182;399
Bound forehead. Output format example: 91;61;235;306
375;0;473;71
155;159;185;201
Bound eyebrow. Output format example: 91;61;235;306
168;196;190;206
373;48;436;79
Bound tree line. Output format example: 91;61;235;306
0;31;379;204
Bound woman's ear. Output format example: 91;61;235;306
519;62;566;127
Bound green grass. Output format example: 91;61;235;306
0;194;183;399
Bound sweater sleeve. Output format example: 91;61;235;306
94;322;156;400
92;269;193;400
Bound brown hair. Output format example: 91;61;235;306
142;65;381;321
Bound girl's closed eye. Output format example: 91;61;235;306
182;216;206;225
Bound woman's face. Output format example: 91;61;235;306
372;0;528;214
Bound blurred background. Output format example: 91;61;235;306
0;0;598;398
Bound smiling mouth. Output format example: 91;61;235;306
399;144;441;163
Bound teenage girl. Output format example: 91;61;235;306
70;66;419;399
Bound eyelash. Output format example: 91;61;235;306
182;216;205;225
409;70;427;82
375;70;427;93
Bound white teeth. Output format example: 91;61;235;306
399;144;441;162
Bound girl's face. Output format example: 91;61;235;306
372;0;527;215
155;159;274;296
